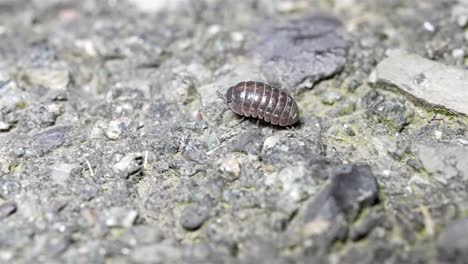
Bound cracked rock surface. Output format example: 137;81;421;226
0;0;467;263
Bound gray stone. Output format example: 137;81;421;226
180;203;210;231
375;49;468;115
112;153;143;178
437;217;468;262
289;165;378;254
0;121;10;131
302;165;378;223
252;13;350;92
32;126;69;154
49;163;79;186
0;201;17;219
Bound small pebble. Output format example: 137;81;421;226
423;21;435;32
179;204;209;231
0;201;17;219
321;91;342;105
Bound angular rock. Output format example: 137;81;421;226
375;49;468;115
437;217;468;262
252;13;350;92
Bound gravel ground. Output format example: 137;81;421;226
0;0;468;263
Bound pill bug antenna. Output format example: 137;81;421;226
214;89;229;125
216;90;225;102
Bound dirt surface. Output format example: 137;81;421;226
0;0;468;263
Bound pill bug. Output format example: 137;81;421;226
225;81;299;126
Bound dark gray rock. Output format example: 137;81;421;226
304;165;379;222
252;13;350;92
180;203;210;231
288;165;379;254
437;217;468;262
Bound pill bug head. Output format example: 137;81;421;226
290;109;300;125
225;86;234;104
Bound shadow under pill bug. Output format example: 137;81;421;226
225;81;299;126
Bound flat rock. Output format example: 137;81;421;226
375;49;468;115
251;13;350;92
